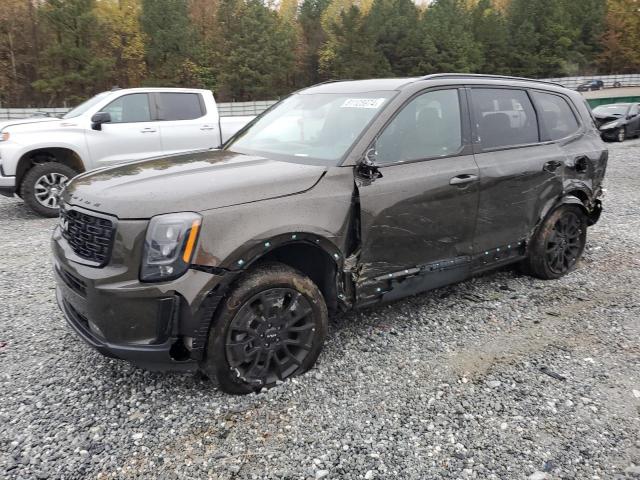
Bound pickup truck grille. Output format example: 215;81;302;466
59;205;116;267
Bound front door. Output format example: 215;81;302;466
628;104;640;136
86;93;163;167
356;88;479;303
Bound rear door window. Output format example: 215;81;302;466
471;88;539;149
530;91;580;141
157;93;205;121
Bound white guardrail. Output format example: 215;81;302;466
2;74;639;119
0;100;278;120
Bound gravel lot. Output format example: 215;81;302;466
1;140;639;480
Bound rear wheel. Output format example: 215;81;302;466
201;262;328;395
521;205;587;280
21;162;77;217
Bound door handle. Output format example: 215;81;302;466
449;174;478;186
543;160;563;172
140;128;157;133
200;125;216;131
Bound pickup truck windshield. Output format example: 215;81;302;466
227;92;395;166
62;91;112;119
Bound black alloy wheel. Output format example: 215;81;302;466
202;262;328;395
520;205;587;280
225;288;316;386
544;210;583;275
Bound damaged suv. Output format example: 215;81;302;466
52;74;607;394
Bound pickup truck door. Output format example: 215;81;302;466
154;92;220;155
355;88;479;303
86;93;163;166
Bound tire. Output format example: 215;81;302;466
21;162;77;217
617;128;626;142
201;262;328;395
521;205;587;280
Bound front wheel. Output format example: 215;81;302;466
617;128;626;142
21;162;77;217
521;205;587;280
201;262;328;395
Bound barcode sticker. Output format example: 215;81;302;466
340;98;386;109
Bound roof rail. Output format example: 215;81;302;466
418;73;565;88
307;79;352;88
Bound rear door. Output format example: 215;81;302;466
356;88;479;301
155;92;219;155
470;87;566;256
86;93;163;166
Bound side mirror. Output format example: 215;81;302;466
357;147;382;180
91;112;111;131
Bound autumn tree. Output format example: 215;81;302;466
597;0;640;72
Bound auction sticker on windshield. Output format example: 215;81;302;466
341;98;387;109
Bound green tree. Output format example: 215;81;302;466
319;4;387;79
506;0;577;77
141;0;195;86
420;0;482;74
33;0;111;105
216;0;296;100
298;0;331;85
365;0;423;76
470;0;510;74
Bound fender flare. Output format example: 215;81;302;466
190;231;344;361
218;231;345;272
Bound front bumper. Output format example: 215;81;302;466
52;222;226;371
0;169;16;197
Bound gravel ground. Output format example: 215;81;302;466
1;140;639;480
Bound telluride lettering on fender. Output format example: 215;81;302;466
51;74;607;394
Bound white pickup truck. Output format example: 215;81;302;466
0;88;254;216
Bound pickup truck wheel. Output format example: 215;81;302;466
202;262;328;395
21;163;77;217
522;205;587;280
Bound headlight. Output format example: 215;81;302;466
599;121;619;130
140;212;202;282
0;131;9;142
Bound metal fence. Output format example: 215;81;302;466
0;100;278;120
540;73;640;89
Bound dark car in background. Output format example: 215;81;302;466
52;74;607;394
577;79;605;91
594;103;640;142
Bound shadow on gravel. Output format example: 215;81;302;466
0;196;44;221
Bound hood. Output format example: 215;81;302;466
63;150;327;219
0;117;60;131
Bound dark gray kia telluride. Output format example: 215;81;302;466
52;74;607;394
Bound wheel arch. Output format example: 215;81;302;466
221;232;346;313
16;147;85;194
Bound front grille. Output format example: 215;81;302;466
60;206;116;267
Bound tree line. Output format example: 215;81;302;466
0;0;638;107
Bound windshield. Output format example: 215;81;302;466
226;92;395;165
593;105;628;116
62;91;112;119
